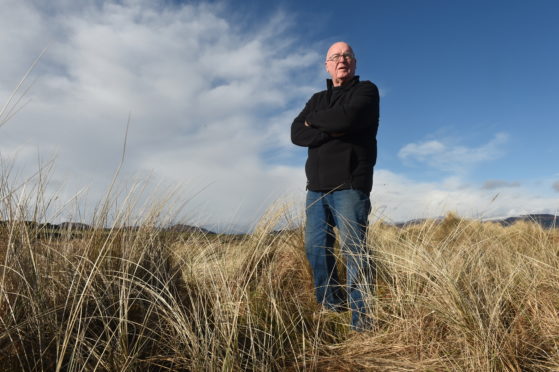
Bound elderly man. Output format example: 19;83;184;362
291;41;379;331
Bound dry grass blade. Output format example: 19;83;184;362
0;47;47;128
1;154;559;372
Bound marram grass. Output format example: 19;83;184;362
1;192;559;371
2;62;558;371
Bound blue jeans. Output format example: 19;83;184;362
305;189;374;331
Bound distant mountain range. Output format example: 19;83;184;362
2;214;558;235
395;214;558;229
163;224;215;234
0;221;216;234
494;214;558;229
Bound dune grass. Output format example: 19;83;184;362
3;54;557;371
1;168;558;371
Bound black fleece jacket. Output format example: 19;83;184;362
291;76;380;194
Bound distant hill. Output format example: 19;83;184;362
58;222;92;230
0;221;215;234
393;218;438;228
496;214;558;229
393;214;558;229
164;224;215;234
2;215;557;235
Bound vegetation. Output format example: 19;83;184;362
1;78;558;370
2;54;558;372
1;165;558;372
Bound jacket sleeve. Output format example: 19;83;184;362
291;95;332;147
305;82;379;134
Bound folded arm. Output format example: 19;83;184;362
291;97;333;147
305;82;379;134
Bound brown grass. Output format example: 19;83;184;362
1;169;558;371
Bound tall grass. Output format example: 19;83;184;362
1;161;558;371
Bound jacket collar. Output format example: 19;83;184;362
326;75;360;90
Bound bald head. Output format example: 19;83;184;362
325;41;356;86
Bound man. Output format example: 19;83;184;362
291;41;379;331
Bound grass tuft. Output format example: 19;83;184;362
1;166;559;371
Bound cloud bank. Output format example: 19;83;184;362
1;0;322;231
398;132;509;173
482;179;520;190
372;170;559;223
1;1;557;231
390;131;558;221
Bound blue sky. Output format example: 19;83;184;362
1;0;558;231
278;0;559;179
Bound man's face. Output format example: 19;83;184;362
325;42;356;87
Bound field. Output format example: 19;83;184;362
1;180;559;372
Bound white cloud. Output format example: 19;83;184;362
2;1;556;232
388;132;559;221
0;0;321;231
398;140;446;158
482;179;521;190
398;132;509;173
371;169;559;223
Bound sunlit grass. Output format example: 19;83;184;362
1;159;558;372
1;70;558;369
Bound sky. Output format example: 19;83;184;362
1;0;558;232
